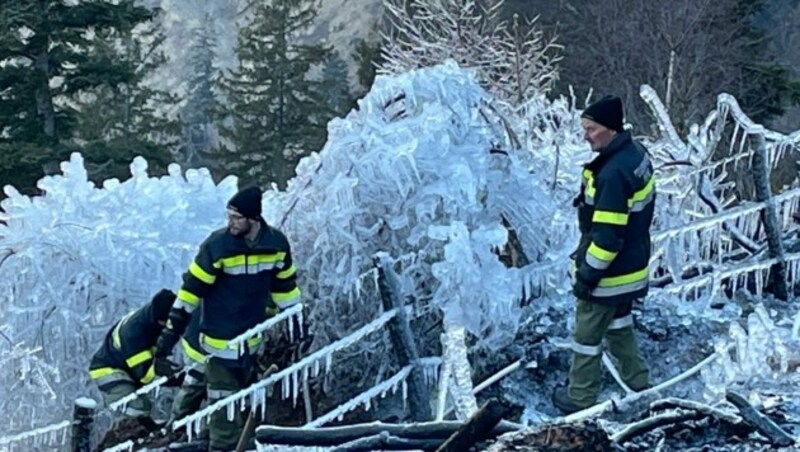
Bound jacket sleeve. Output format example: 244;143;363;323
271;247;301;310
126;349;157;384
577;169;631;288
166;238;219;337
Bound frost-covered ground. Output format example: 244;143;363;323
1;61;800;451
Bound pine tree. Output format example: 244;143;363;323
71;16;180;182
317;51;355;118
0;0;155;194
217;0;331;188
179;13;223;171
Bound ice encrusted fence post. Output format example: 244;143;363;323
71;397;96;452
752;134;788;300
374;253;433;421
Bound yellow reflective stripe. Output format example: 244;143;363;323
202;334;228;349
112;323;122;350
276;264;296;279
214;255;246;268
126;349;153;368
628;176;655;207
111;312;134;349
89;367;116;379
272;287;301;303
593;210;628;225
598;267;648;287
140;365;156;384
202;334;261;349
178;289;200;307
249;253;286;264
189;261;216;284
181;338;206;363
587;242;617;262
583;169;596;198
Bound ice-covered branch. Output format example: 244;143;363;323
0;420;71;449
173;308;404;435
227;303;304;354
564;344;736;423
303;365;413;429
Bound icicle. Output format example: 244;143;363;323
402;380;408;411
292;370;299;407
227;401;235;422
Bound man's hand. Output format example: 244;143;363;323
572;277;592;301
155;329;180;358
153;356;181;379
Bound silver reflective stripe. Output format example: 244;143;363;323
207;388;235;400
93;371;133;386
201;342;238;359
608;315;633;330
585;194;595;205
124;406;149;417
630;190;655;212
250;262;280;273
586;253;611;270
222;265;247;275
571;340;602;356
592;279;649;297
201;340;262;360
221;262;280;275
175;300;198;312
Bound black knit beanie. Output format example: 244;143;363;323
581;96;624;132
227;186;263;220
150;289;176;322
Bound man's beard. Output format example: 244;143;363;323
230;222;251;238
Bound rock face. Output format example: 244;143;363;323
484;420;613;452
310;0;383;86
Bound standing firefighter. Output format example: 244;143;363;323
89;289;177;425
153;186;302;451
553;96;655;414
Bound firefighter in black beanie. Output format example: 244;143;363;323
153;186;302;451
553;96;654;414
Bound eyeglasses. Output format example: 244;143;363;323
227;212;247;222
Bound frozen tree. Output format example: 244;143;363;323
380;0;560;106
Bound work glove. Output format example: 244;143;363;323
162;371;185;388
153;356;181;379
572;276;592;301
155;329;180;358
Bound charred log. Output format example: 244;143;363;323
725;391;795;447
436;398;506;452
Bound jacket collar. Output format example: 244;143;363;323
586;131;631;170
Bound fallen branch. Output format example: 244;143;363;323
650;397;742;425
331;431;441;452
611;408;703;444
564;344;735;422
725;391;796;447
256;420;521;446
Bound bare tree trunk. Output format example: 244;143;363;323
752;135;788;300
34;51;57;139
665;49;677;109
374;254;432;421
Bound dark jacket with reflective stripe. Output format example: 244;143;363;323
173;221;300;342
89;303;161;386
574;131;655;305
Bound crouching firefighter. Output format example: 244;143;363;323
89;289;179;424
153;186;303;451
